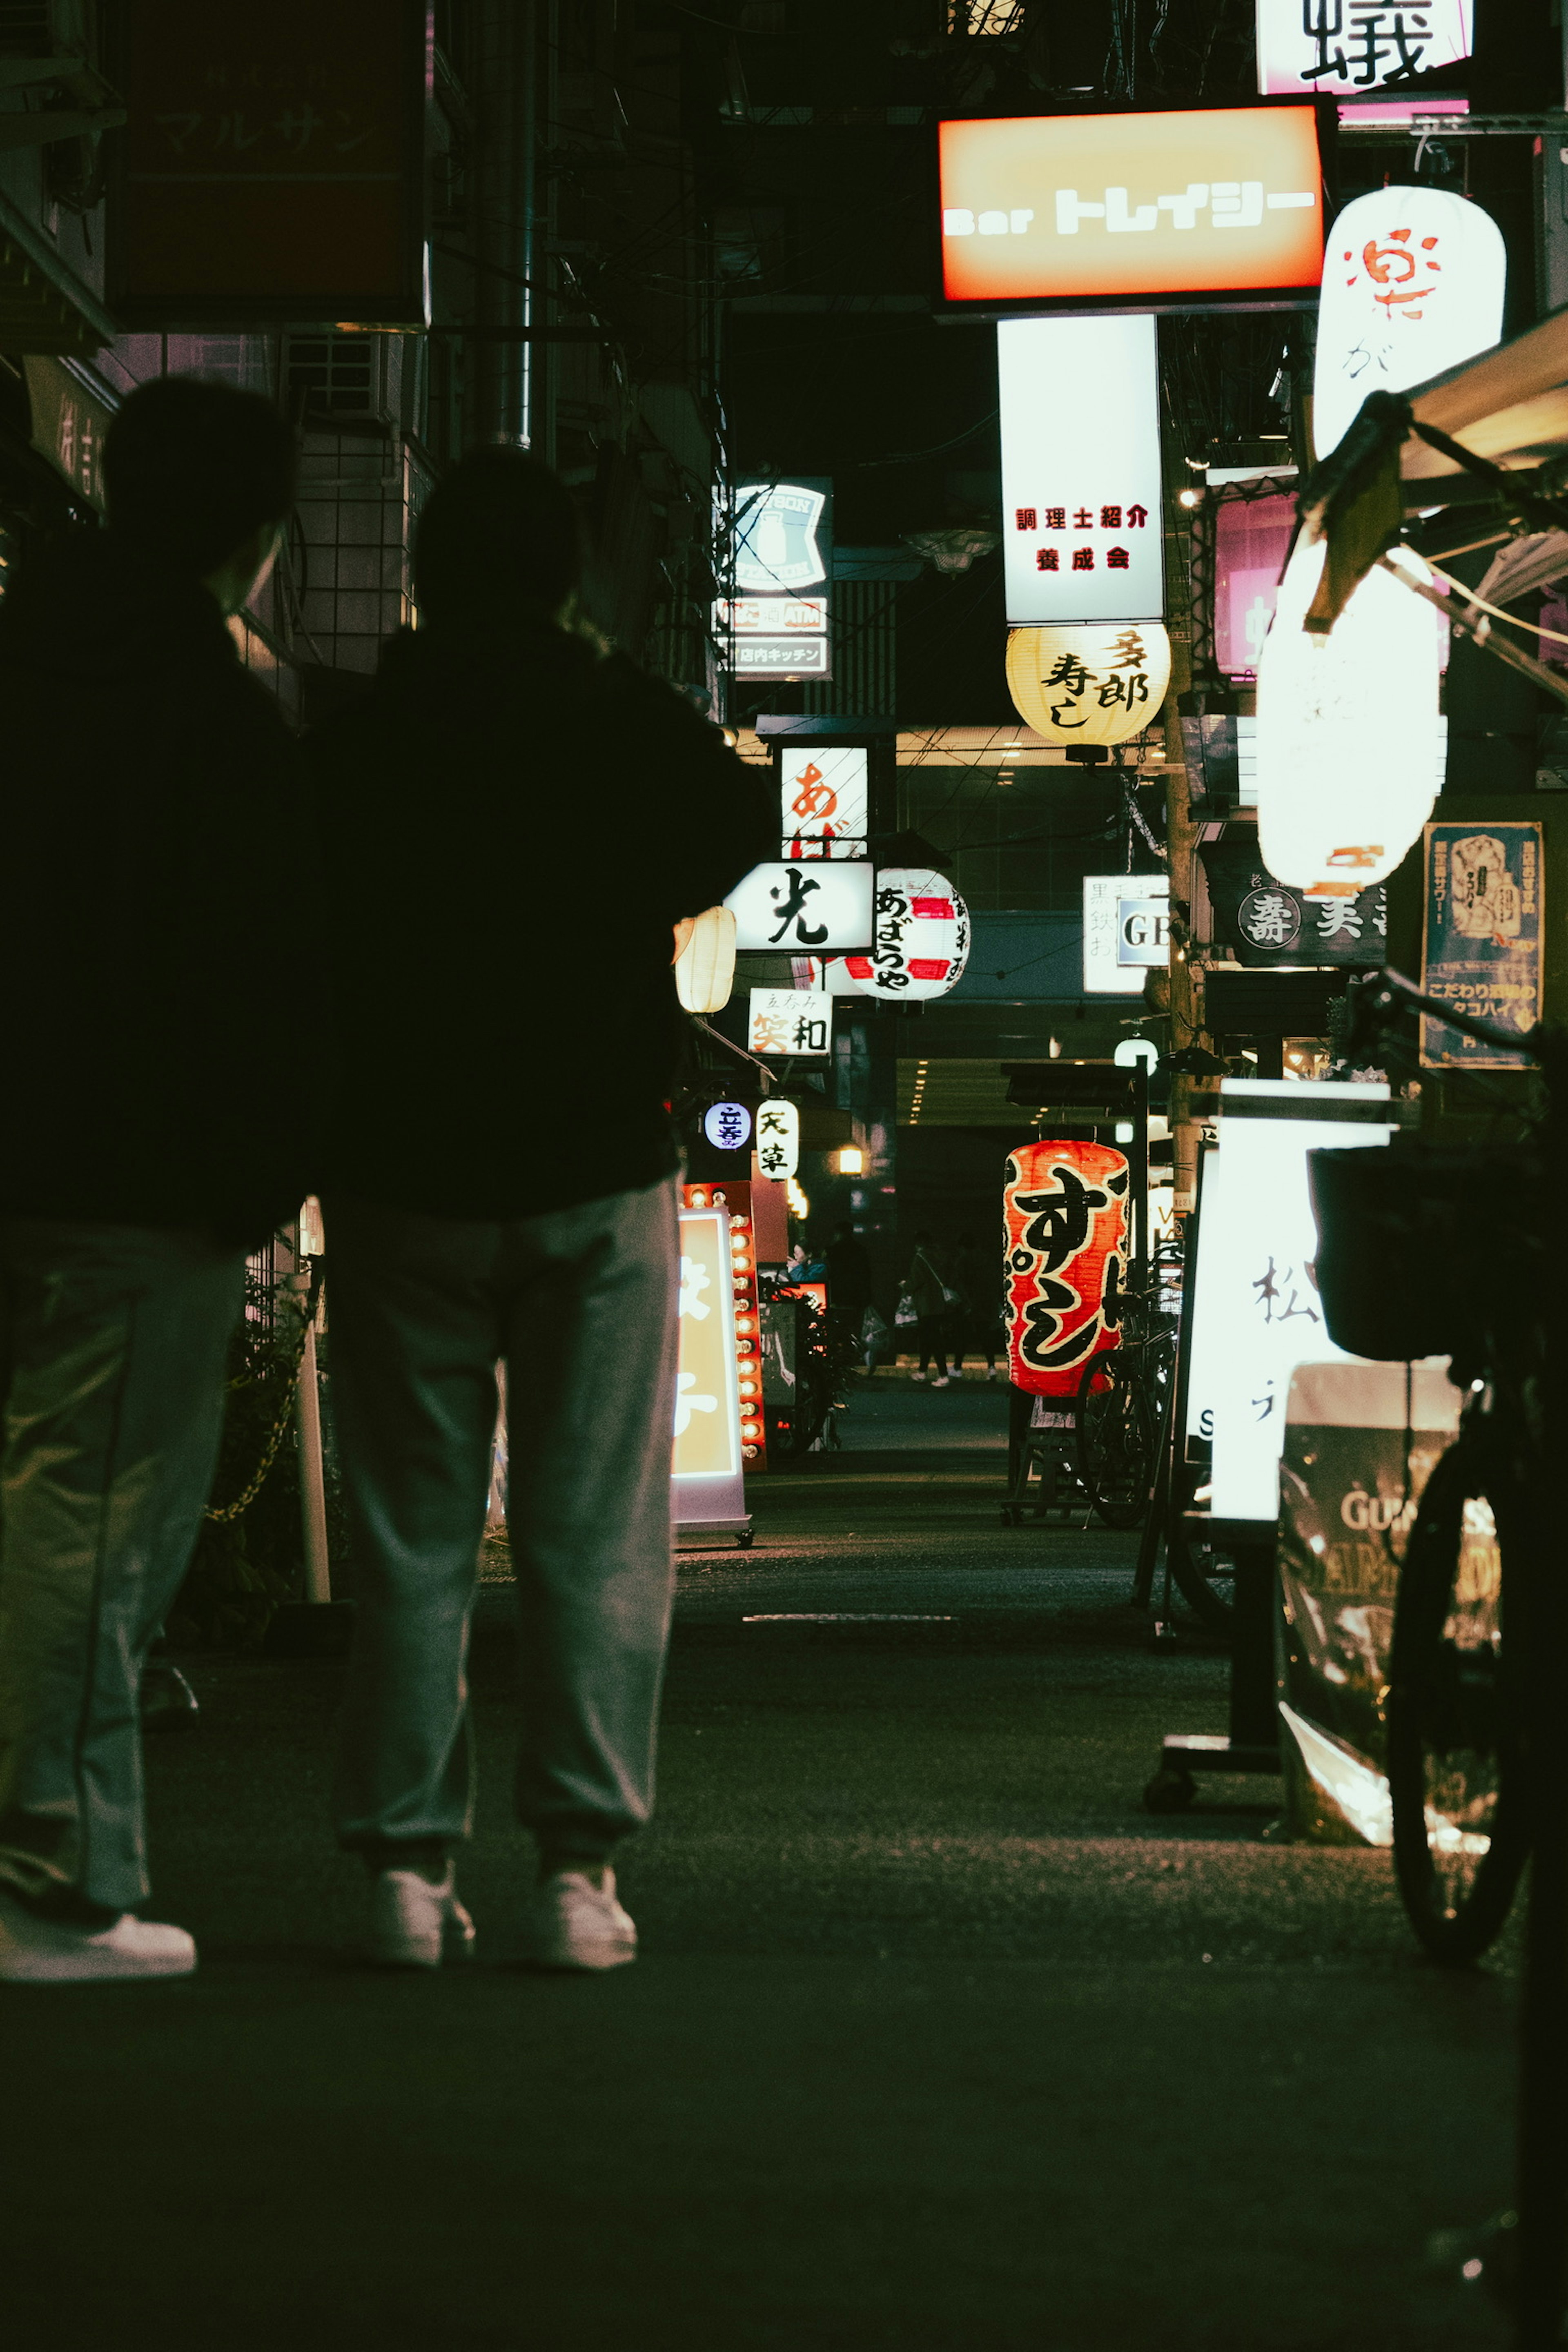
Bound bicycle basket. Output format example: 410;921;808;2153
1307;1142;1526;1362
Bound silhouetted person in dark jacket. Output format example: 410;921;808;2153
0;377;307;1984
310;448;774;1972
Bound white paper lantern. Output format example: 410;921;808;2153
841;869;970;1002
673;905;736;1013
1255;537;1442;898
1313;187;1505;463
754;1098;800;1182
1006;622;1171;746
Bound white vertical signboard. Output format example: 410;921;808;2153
780;744;868;858
1256;0;1471;99
998;315;1165;628
1082;873;1169;994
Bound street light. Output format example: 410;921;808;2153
837;1146;865;1175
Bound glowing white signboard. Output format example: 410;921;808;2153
1082;874;1170;994
732;483;828;592
725;859;875;953
1256;0;1470;98
780;744;868;859
748;989;831;1058
753;1097;800;1181
673;1205;747;1535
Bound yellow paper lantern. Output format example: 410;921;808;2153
1006;621;1171;748
673;905;737;1013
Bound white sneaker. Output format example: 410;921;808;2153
909;1370;926;1381
0;1888;196;1983
368;1865;475;1969
526;1868;637;1972
931;1375;951;1388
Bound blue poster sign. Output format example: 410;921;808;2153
1420;821;1543;1068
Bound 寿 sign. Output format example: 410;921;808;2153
748;989;832;1058
999;316;1164;627
938;105;1326;313
1256;0;1471;97
1083;874;1170;994
1420;822;1543;1069
725;860;874;953
780;745;868;860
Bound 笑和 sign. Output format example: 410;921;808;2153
1083;874;1171;994
748;989;831;1058
1420;822;1542;1068
725;859;874;953
1003;1140;1129;1398
780;745;867;860
753;1098;800;1181
938;105;1325;312
1256;0;1471;98
998;316;1164;627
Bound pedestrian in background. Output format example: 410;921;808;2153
904;1229;952;1387
0;380;307;1983
949;1231;1003;1379
311;448;774;1973
825;1220;872;1374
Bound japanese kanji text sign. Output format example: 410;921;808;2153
109;1;428;323
748;990;832;1059
752;1098;801;1181
842;868;970;1002
780;746;868;860
1256;0;1471;99
1082;875;1170;994
1003;1140;1129;1398
725;860;874;953
939;106;1325;311
999;317;1164;626
1420;822;1542;1069
1007;623;1172;746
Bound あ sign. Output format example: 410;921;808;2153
842;869;971;1002
725;859;875;953
1312;186;1504;461
748;989;831;1057
1003;1140;1129;1398
998;316;1164;627
780;745;868;860
753;1098;800;1182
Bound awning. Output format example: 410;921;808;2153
1403;308;1568;483
0;181;114;355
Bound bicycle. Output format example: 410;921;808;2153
1075;1271;1177;1532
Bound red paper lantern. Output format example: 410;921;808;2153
1002;1140;1128;1397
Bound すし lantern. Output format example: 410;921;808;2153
1006;622;1171;748
1003;1140;1128;1398
1255;537;1442;898
842;869;970;1001
673;905;737;1013
1313;187;1505;463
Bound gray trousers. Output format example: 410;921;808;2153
0;1220;243;1911
326;1177;680;1862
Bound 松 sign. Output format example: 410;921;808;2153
999;317;1164;627
938;105;1325;310
753;1098;800;1182
1083;874;1171;994
748;989;832;1057
1256;0;1471;97
780;745;868;860
1312;186;1504;461
725;860;874;953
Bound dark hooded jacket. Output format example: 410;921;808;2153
307;619;776;1218
0;532;315;1241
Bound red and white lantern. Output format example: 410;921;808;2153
841;867;970;1002
1003;1140;1129;1398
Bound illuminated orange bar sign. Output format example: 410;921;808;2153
938;104;1326;312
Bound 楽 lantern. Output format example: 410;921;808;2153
1003;1140;1128;1398
673;905;736;1013
842;868;970;1002
1006;622;1171;747
1255;537;1442;898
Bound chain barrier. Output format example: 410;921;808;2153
203;1262;324;1526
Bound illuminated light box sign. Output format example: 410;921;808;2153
753;1098;800;1181
1003;1140;1129;1399
1256;0;1470;98
722;480;833;679
1312;186;1504;461
674;1192;757;1531
748;989;831;1058
780;744;867;860
938;104;1327;314
725;859;874;953
999;316;1164;626
1083;874;1170;994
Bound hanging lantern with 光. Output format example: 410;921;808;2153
1002;1140;1129;1399
1255;537;1443;898
1006;622;1172;748
672;905;737;1013
842;868;971;1001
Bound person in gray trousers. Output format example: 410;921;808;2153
310;448;774;1971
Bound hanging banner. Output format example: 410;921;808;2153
780;744;868;859
1199;832;1386;967
1312;186;1505;461
998;316;1164;626
1003;1140;1129;1398
842;868;971;1002
1419;821;1543;1068
1256;0;1471;101
1006;622;1172;745
748;989;832;1057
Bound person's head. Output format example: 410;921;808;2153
104;377;296;613
414;446;584;628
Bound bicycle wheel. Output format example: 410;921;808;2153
1166;1515;1237;1635
1387;1431;1526;1966
1076;1349;1156;1530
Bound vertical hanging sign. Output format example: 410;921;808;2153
1420;821;1543;1068
1002;1140;1129;1398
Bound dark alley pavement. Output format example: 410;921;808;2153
0;1374;1517;2351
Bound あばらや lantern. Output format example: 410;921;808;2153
1255;537;1442;898
673;905;737;1013
1006;622;1172;747
1003;1140;1129;1397
841;868;970;1001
